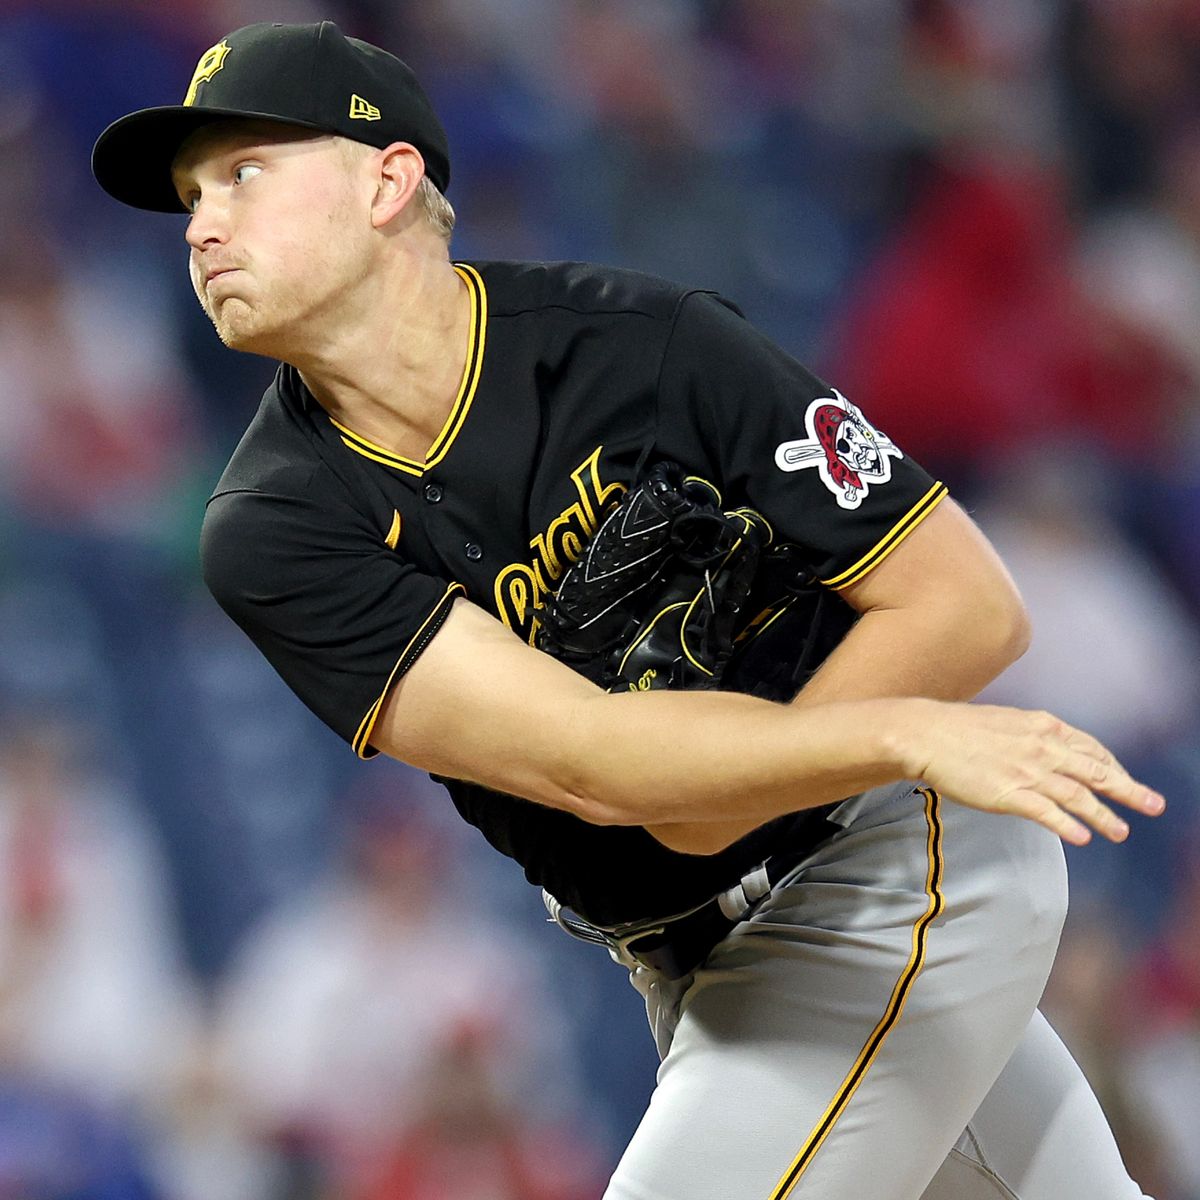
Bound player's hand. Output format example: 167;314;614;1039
897;701;1165;845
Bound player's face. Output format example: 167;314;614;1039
171;122;373;355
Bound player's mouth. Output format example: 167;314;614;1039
205;266;241;288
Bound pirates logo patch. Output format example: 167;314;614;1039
774;390;902;510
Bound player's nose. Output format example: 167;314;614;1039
184;194;231;250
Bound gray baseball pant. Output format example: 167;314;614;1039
604;781;1153;1200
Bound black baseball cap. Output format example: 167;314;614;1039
91;21;450;213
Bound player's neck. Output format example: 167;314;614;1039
290;246;470;461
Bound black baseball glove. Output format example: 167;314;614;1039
535;460;859;700
535;461;771;691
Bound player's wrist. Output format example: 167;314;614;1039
867;697;939;782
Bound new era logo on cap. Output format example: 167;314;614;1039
349;94;381;121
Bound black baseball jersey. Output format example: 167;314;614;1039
201;261;948;927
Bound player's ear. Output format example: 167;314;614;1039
371;142;425;230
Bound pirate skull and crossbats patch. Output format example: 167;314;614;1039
774;390;903;510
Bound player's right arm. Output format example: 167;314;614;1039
371;597;1163;847
200;483;1161;851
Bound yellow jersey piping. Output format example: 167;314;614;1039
331;425;424;476
820;483;948;591
330;263;487;476
768;786;945;1200
352;582;465;758
427;263;487;468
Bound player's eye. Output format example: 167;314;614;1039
184;190;200;214
232;163;263;186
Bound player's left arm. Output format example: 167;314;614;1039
791;495;1029;708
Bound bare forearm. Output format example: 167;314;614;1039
563;691;912;828
590;688;1162;855
379;601;914;831
379;601;1162;854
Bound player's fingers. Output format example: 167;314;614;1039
1010;790;1092;846
1053;747;1166;818
1049;721;1166;815
1040;773;1128;843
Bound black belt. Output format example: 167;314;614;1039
543;845;813;981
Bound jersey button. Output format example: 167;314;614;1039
464;542;483;562
423;483;444;504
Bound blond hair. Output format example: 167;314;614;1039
416;175;456;242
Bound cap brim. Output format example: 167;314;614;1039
92;106;331;213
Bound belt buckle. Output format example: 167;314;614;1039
542;889;669;968
608;923;667;971
623;901;729;979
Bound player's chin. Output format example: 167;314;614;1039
212;303;275;353
214;322;253;351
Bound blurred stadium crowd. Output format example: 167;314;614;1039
1;0;1199;1196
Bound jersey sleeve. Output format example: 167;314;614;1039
201;484;462;758
654;292;947;590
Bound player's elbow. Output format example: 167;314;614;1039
536;764;643;827
529;713;656;827
954;587;1031;696
919;576;1031;699
518;777;632;827
556;786;632;827
477;694;709;828
985;587;1032;670
936;560;1031;679
1006;602;1033;663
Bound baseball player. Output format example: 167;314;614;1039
92;22;1163;1200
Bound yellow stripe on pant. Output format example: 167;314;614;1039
769;788;945;1200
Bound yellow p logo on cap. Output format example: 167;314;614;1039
183;40;230;107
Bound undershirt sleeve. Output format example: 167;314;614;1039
654;291;947;588
201;485;462;757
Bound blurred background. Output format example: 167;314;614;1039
1;0;1198;1196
